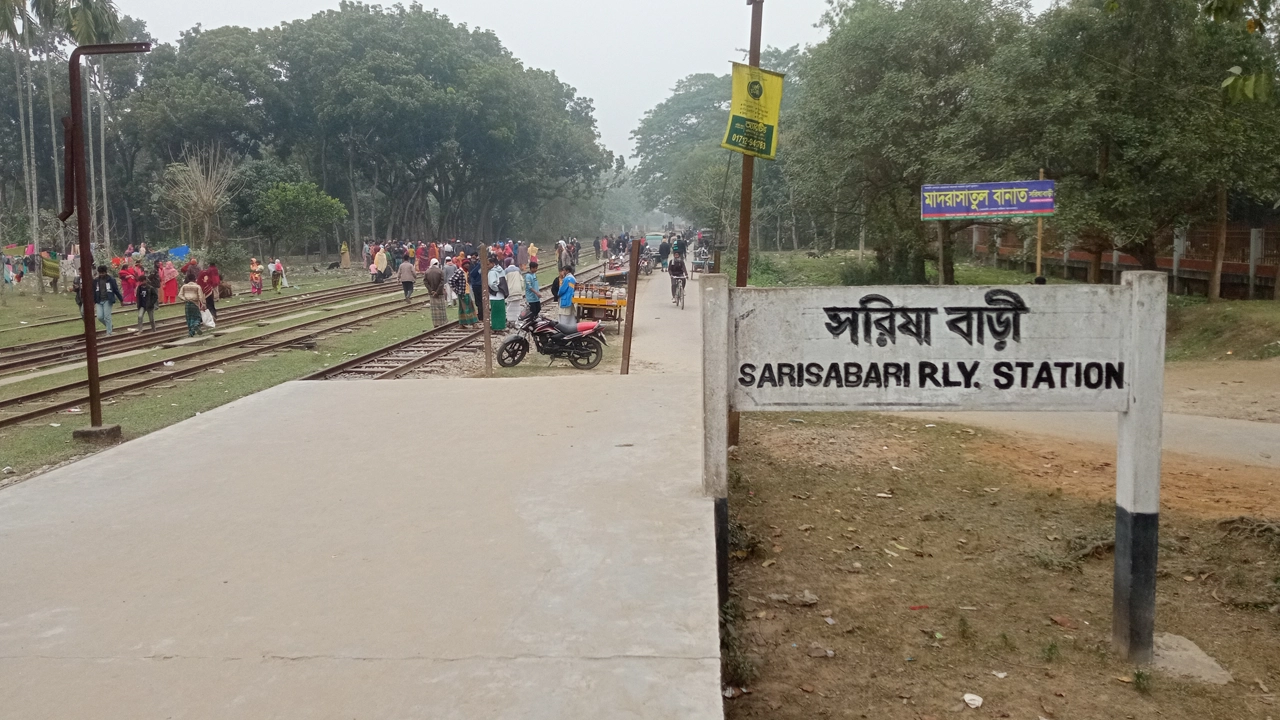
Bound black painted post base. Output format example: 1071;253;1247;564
1113;505;1158;663
715;497;729;606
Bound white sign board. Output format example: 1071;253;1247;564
701;273;1167;663
731;285;1131;413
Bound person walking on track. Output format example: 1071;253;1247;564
397;255;417;301
177;272;206;337
92;265;123;336
136;275;159;332
197;261;222;320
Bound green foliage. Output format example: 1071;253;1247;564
1042;640;1061;662
254;182;346;257
1133;668;1153;694
2;4;615;255
632;0;1280;284
232;158;303;234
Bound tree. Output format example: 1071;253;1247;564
254;181;346;259
791;0;1025;283
161;145;237;250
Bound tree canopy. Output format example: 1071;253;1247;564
0;1;619;261
631;0;1280;282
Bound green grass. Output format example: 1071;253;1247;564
0;299;447;477
727;251;1071;288
0;288;406;402
950;262;1075;286
0;271;367;347
1166;297;1280;361
0;262;583;478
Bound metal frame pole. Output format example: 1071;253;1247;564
62;43;149;434
1035;168;1045;278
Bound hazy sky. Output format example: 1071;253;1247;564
116;0;832;159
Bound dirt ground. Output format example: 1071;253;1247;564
1165;358;1280;424
725;413;1280;720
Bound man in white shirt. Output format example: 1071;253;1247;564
487;255;508;331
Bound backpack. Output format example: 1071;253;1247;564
497;274;509;298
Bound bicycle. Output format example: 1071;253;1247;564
673;276;686;310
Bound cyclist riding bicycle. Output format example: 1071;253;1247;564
668;252;688;303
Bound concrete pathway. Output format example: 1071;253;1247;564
904;410;1280;469
0;271;720;718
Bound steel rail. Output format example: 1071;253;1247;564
0;278;382;337
0;295;433;429
0;283;397;374
306;263;607;381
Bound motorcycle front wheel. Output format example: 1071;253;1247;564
568;336;604;370
497;336;529;367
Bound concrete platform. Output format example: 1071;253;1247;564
0;274;721;718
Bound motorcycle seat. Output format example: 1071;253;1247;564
577;321;599;333
555;319;580;335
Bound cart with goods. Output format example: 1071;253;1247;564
572;282;627;331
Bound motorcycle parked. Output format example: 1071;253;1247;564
497;310;607;370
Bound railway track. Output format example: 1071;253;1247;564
0;262;608;429
0;281;397;375
0;293;432;429
0;279;378;341
306;262;608;381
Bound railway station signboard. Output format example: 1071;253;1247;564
921;180;1056;221
702;273;1167;663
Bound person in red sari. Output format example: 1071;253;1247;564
427;242;440;265
160;261;179;304
196;261;222;320
415;242;430;272
119;260;139;305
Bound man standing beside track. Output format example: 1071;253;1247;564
487;254;508;332
424;258;447;327
523;260;541;320
558;264;576;327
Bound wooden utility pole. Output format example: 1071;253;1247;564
480;249;493;377
729;0;764;446
733;0;764;290
620;238;641;375
1035;167;1045;277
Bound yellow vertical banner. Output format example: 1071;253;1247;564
721;62;785;161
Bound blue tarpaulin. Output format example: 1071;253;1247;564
167;245;190;259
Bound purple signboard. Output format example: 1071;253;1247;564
921;180;1055;221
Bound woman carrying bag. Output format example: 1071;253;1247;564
176;272;207;337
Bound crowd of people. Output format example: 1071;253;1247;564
66;249;290;338
365;237;577;334
18;229;706;344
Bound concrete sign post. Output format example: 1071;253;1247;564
703;272;1167;662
